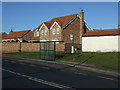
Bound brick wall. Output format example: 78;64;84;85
21;43;40;52
63;17;80;44
2;42;40;53
2;42;20;53
2;42;65;53
62;17;81;51
56;42;65;52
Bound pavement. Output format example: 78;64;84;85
3;55;119;77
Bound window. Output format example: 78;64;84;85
70;34;74;40
53;28;56;35
44;29;47;35
53;28;60;35
41;29;47;35
57;28;59;34
41;30;44;35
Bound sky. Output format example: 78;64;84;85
2;2;118;33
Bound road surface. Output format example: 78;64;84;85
2;55;118;89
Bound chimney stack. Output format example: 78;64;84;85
80;10;84;45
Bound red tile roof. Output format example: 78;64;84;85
46;14;77;27
34;14;77;31
3;30;30;39
82;29;120;36
0;32;7;36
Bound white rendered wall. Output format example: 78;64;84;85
82;35;120;52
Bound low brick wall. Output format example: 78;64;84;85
2;42;40;53
21;43;40;52
2;42;20;53
2;42;65;53
56;43;65;52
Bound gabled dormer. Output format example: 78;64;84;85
34;23;49;37
40;23;49;36
50;21;61;30
50;21;61;35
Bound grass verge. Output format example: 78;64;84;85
3;52;119;70
58;52;119;70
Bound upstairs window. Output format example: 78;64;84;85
53;28;60;35
57;28;59;34
44;29;47;35
53;28;56;35
41;30;44;35
41;29;47;35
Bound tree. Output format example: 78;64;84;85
9;29;13;34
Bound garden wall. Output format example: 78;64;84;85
2;42;65;53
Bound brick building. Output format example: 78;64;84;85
2;30;34;42
32;11;91;51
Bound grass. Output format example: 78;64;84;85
3;52;119;70
58;52;119;70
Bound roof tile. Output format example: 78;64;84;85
0;32;7;36
34;14;77;31
3;30;30;39
82;29;120;36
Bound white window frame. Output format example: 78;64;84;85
41;29;48;36
57;28;59;34
41;30;44;35
53;28;60;35
53;28;56;35
44;29;47;35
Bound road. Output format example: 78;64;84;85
2;55;118;89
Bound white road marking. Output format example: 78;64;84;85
98;76;115;81
1;68;76;90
